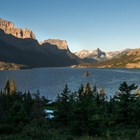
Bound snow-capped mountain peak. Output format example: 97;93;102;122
75;48;127;62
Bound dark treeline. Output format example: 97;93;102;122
0;80;140;140
0;80;49;140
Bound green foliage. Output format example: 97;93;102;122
53;82;140;138
1;81;140;140
0;80;49;137
4;80;10;95
4;80;17;95
54;85;73;127
10;80;16;94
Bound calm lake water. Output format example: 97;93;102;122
0;68;140;100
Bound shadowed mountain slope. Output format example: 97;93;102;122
0;18;82;68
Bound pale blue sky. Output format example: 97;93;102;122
0;0;140;52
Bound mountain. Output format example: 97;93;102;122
0;18;81;69
75;48;123;62
0;18;36;39
73;48;140;68
40;39;68;50
75;48;106;62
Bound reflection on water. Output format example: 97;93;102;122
0;68;140;100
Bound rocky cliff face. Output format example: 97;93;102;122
40;39;68;50
40;39;82;64
0;18;36;39
0;18;82;68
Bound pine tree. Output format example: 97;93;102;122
114;82;138;126
4;80;10;95
84;82;91;94
93;84;98;97
10;80;16;95
70;83;99;136
55;84;72;126
77;84;84;97
99;86;106;100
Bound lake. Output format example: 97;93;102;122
0;68;140;100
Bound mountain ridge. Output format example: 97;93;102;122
0;18;82;69
0;18;36;40
73;48;140;68
75;48;123;62
0;17;139;69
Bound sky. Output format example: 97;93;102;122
0;0;140;52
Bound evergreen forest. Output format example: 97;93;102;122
0;80;140;140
